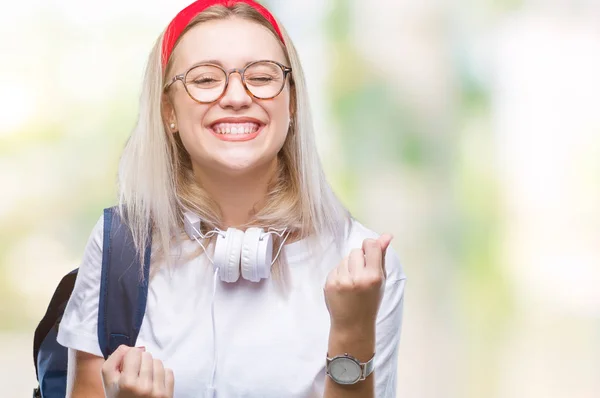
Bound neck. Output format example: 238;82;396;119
194;160;278;228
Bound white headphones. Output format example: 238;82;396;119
183;211;290;396
183;211;288;283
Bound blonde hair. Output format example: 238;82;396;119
117;3;350;277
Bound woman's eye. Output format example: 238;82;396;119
193;77;217;84
248;76;274;83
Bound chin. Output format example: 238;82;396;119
189;129;285;177
211;154;277;177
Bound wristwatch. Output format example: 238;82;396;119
326;352;375;385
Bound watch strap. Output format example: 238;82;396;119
361;353;375;379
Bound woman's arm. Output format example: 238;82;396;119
323;233;406;398
323;327;377;398
67;348;106;398
323;236;394;398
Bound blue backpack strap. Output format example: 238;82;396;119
98;207;151;359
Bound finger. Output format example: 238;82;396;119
102;345;131;383
377;233;394;254
347;248;365;275
121;347;144;382
376;234;394;278
153;358;166;393
118;346;145;373
165;368;175;397
362;238;382;273
336;255;352;284
138;351;154;387
104;344;131;373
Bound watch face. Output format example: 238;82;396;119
329;357;361;384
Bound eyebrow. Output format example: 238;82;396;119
196;59;227;66
187;59;275;69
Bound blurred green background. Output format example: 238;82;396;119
2;0;599;396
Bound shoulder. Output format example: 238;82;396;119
72;213;105;295
56;213;105;357
343;218;407;283
85;213;105;257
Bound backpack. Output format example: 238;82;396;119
32;207;152;398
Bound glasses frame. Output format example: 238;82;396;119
163;59;293;104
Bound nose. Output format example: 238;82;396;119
218;71;252;110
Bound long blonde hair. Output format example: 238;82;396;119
117;2;350;275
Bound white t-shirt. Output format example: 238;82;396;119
57;214;406;398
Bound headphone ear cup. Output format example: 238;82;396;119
213;228;243;283
256;231;273;280
241;228;263;282
212;230;229;280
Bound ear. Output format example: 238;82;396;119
161;94;177;133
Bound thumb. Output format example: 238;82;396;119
377;234;393;279
103;345;132;376
377;233;393;254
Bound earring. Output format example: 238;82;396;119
170;123;176;129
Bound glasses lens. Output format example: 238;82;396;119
185;65;227;103
244;62;286;99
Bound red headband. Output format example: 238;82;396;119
161;0;285;69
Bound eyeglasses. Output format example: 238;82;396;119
163;60;292;104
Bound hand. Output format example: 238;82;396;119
101;345;175;398
324;234;393;335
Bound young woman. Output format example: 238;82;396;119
57;1;406;397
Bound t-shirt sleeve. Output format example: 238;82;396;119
374;246;407;397
56;214;104;357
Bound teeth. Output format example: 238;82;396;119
213;122;260;135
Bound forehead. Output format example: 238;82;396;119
172;17;287;70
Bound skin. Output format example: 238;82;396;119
68;16;392;398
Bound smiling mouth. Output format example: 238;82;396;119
210;122;262;135
208;122;265;142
